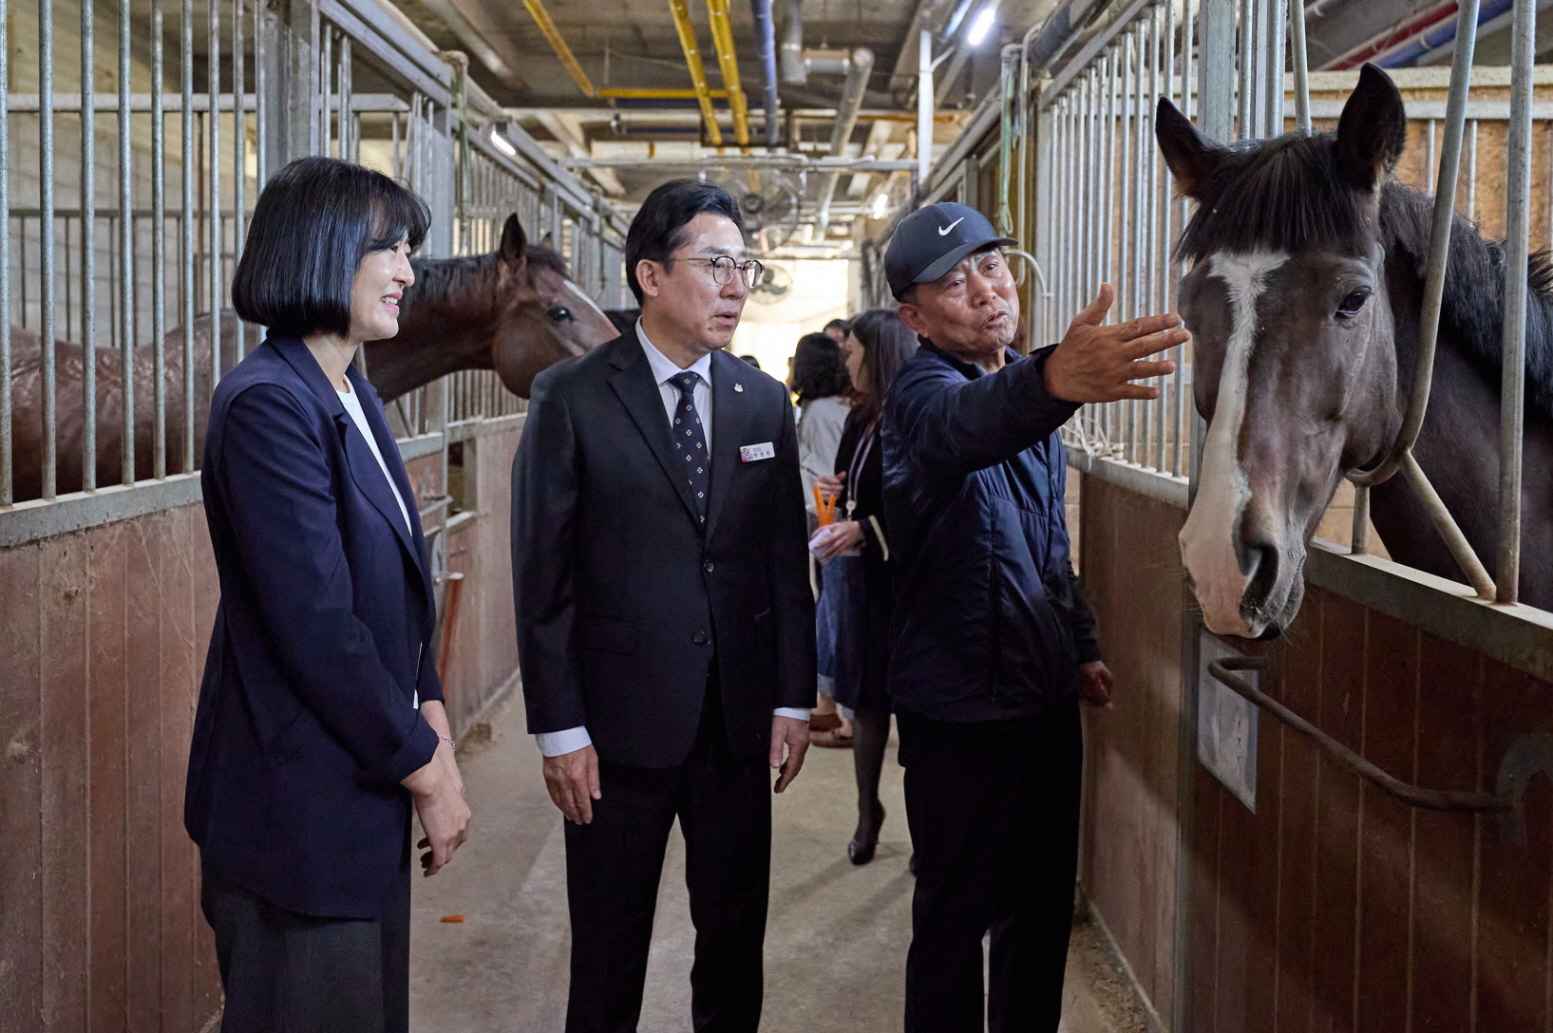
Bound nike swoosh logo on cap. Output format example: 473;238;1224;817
937;217;965;236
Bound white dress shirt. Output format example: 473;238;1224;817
533;321;810;758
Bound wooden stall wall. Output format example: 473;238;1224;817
0;428;522;1031
1077;473;1190;1025
0;502;222;1033
1186;587;1553;1033
1077;471;1553;1033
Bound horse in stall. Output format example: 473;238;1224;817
5;213;617;501
1159;63;1553;638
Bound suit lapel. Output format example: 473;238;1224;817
606;337;703;526
346;368;434;609
705;352;746;541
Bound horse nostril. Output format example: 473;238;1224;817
1241;539;1280;612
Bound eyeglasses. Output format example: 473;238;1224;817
676;255;766;290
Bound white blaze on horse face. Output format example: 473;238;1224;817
1180;250;1289;637
561;278;609;325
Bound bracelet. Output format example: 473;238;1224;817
438;734;456;748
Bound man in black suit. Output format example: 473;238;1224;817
511;179;816;1033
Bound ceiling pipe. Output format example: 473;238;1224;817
816;47;875;228
1376;0;1515;66
780;0;807;83
750;0;782;147
667;0;726;146
706;0;754;148
1324;0;1461;69
520;0;597;96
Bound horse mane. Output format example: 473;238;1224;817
407;241;574;312
1174;130;1553;420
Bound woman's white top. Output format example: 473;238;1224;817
797;395;850;516
336;383;413;536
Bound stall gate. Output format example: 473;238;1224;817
0;1;625;1028
1007;0;1553;1030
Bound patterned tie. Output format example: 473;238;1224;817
669;371;710;525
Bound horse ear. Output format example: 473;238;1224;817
1156;97;1222;200
500;214;528;265
1336;63;1407;192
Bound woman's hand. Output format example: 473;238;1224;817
418;701;465;797
814;519;865;561
403;718;472;876
814;472;846;497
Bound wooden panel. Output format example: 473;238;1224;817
160;507;199;1033
0;544;44;1031
1275;590;1325;1033
124;515;165;1033
86;523;129;1033
1191;767;1221;1033
1241;647;1284;1033
189;518;223;1024
1410;636;1481;1033
1311;593;1365;1033
40;534;90;1032
1475;661;1553;1033
1356;612;1418;1033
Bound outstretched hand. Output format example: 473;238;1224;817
1043;284;1189;403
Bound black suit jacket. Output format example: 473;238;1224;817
512;333;816;768
186;335;441;919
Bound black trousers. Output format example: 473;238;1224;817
563;687;772;1033
200;849;411;1033
898;702;1083;1033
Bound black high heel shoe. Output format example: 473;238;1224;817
847;804;886;865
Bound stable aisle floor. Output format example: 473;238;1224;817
409;693;1150;1033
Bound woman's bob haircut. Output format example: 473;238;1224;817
232;156;430;338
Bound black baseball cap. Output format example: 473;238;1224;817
884;202;1017;301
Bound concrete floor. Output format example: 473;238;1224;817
410;693;1150;1033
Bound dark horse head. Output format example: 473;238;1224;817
1159;63;1553;637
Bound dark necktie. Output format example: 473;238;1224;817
669;371;710;525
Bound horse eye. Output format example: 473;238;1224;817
547;304;574;323
1336;289;1371;318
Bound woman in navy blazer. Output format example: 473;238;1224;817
185;157;471;1033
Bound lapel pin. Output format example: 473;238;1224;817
734;383;744;393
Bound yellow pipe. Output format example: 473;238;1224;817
597;87;731;100
667;0;723;147
704;0;751;150
521;0;596;98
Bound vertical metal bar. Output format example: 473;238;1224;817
209;0;223;392
1119;33;1135;455
234;0;246;361
1497;0;1535;604
341;36;352;162
1238;0;1254;138
2;0;13;504
154;3;167;478
1250;0;1267;137
41;0;57;499
1154;1;1169;471
391;109;402;179
1176;0;1193;476
1264;0;1285;136
1467;119;1478;222
254;0;266;188
120;0;136;485
183;0;196;470
1351;484;1370;554
82;0;97;490
1103;47;1119;447
1132;21;1147;459
1427;119;1437;192
1290;0;1311;133
321;25;333;158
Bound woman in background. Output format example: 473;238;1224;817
793;329;854;746
811;309;918;863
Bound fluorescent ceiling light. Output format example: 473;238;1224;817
490;129;518;159
967;3;999;47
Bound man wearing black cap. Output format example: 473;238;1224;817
880;201;1188;1032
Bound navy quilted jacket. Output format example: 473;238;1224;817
881;340;1100;722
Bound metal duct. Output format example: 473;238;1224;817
815;47;875;228
780;0;806;83
707;0;753;147
751;0;781;146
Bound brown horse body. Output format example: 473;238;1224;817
5;214;616;501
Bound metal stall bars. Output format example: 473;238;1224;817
1038;0;1194;481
